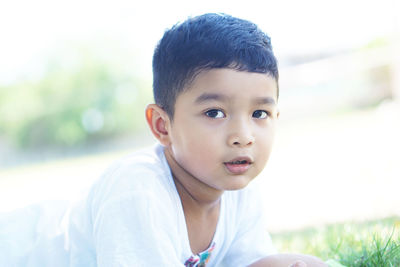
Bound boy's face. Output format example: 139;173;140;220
164;68;279;192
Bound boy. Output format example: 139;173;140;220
141;13;327;266
64;13;328;266
0;13;329;267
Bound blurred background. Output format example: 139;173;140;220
0;0;399;232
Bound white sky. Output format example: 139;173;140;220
0;0;398;84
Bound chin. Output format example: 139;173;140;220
224;178;253;191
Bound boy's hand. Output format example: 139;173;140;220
289;260;307;267
248;253;328;267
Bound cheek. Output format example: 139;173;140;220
173;143;220;180
181;138;219;164
175;136;223;176
174;120;222;148
255;130;275;159
171;125;220;161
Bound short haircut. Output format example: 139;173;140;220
152;13;279;118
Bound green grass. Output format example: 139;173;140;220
271;217;400;267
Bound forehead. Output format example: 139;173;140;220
181;68;278;102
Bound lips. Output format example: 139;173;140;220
224;156;253;174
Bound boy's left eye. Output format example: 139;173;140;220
252;110;268;119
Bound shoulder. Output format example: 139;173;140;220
63;143;185;265
90;144;174;204
67;144;178;230
63;144;179;242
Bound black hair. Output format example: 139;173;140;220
152;13;279;118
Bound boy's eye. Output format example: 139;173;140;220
205;109;225;118
252;110;268;119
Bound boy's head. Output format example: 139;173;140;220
147;14;280;191
152;13;279;119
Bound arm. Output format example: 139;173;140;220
222;188;329;267
249;253;328;267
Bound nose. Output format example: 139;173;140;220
227;119;255;147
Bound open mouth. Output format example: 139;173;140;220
228;160;250;165
225;156;253;165
224;157;253;174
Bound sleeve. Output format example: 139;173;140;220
92;191;184;267
221;187;277;267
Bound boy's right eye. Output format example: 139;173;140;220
205;109;225;118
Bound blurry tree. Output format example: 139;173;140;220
0;42;152;149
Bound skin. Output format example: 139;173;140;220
146;68;328;267
249;254;327;267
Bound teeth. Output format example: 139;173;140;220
231;160;247;164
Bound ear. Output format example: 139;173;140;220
145;104;171;146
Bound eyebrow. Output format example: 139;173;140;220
194;93;276;106
254;97;276;105
194;93;228;104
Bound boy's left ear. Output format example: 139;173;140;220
145;104;171;146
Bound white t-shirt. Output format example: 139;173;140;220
0;144;275;267
63;144;276;266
